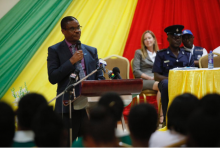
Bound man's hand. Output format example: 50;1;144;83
70;50;83;64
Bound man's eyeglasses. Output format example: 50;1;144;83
64;26;82;31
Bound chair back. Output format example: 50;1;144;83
103;55;129;79
130;59;134;78
199;52;220;68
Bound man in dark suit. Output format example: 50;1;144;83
47;16;104;143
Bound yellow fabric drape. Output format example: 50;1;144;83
2;0;138;110
168;68;220;109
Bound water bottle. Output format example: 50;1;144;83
208;50;214;69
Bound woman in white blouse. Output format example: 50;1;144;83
132;30;163;122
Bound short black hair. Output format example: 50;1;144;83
187;108;220;147
199;93;220;115
17;93;48;129
98;92;124;122
32;105;67;147
0;102;15;147
167;93;199;135
61;16;78;29
82;105;116;145
128;103;157;141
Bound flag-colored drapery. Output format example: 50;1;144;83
1;0;219;110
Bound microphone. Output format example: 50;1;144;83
112;67;122;79
108;70;115;79
76;40;82;63
69;68;80;84
99;59;107;73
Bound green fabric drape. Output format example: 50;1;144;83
0;0;72;99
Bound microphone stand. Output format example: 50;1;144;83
48;66;104;146
48;67;100;104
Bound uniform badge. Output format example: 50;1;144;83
176;28;179;32
164;60;170;63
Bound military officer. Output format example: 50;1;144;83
152;25;194;123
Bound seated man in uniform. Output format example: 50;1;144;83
182;29;208;67
152;25;194;123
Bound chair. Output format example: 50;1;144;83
130;59;162;125
130;59;157;104
199;52;220;68
103;55;130;131
103;55;129;79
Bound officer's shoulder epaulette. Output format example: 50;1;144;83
158;48;167;52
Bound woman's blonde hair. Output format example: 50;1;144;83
140;30;159;59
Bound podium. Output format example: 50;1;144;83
73;79;143;109
81;79;143;96
73;79;143;131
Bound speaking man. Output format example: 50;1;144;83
47;16;105;143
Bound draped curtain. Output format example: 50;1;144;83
0;0;72;99
1;0;137;109
123;0;220;78
1;0;220;109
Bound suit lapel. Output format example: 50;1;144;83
146;53;153;63
60;40;72;59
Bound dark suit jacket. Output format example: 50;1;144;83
47;40;104;113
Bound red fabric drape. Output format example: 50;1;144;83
123;0;220;78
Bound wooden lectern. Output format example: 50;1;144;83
73;79;143;131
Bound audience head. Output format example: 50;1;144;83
128;103;158;146
199;93;220;115
167;93;199;135
141;30;159;58
187;108;220;147
17;93;47;130
187;93;220;147
32;105;68;147
98;92;124;123
182;29;194;49
0;102;15;147
82;105;118;147
164;25;184;48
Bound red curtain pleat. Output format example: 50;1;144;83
123;0;220;78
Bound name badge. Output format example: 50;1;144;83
164;60;170;63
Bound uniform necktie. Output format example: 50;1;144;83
71;45;85;80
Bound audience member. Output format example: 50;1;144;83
82;105;119;147
187;93;220;147
149;93;199;147
98;92;131;146
132;30;163;123
72;92;131;147
0;102;15;147
128;103;158;147
182;29;208;67
12;93;48;147
32;105;68;147
152;25;194;123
